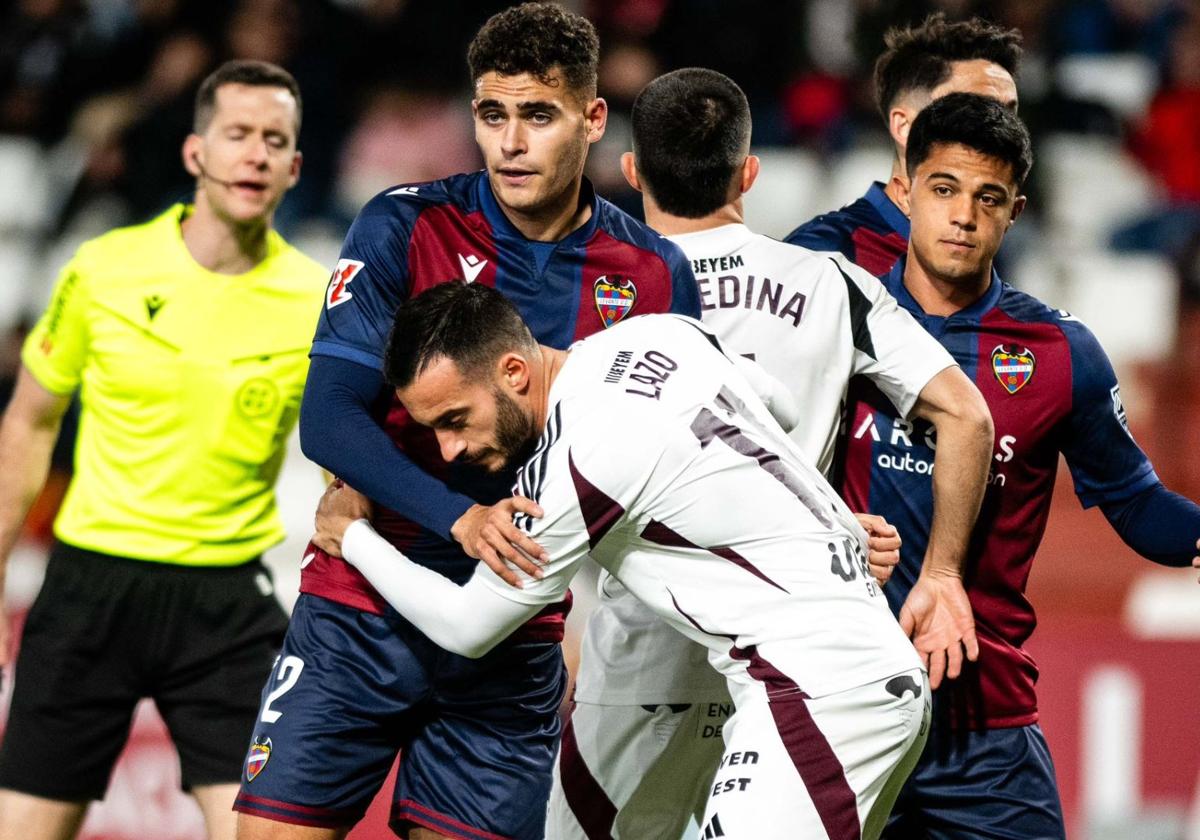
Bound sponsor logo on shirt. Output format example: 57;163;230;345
1110;384;1134;440
991;344;1036;394
594;275;636;328
853;414;1014;487
145;294;165;321
456;253;488;284
245;736;271;782
326;259;364;309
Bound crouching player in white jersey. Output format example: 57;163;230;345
310;281;936;840
542;68;996;840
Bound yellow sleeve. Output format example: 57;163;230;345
22;255;91;395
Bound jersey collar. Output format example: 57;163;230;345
477;173;601;248
665;223;755;255
865;182;911;239
883;255;1003;322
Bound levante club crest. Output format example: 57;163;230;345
991;344;1036;394
245;736;272;782
594;275;637;328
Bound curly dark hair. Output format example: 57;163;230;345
467;2;599;98
874;13;1022;120
906;93;1033;187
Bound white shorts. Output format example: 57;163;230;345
546;698;731;840
701;668;930;840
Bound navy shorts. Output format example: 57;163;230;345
884;720;1066;840
233;594;567;840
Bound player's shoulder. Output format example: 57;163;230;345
351;171;482;236
593;198;688;267
75;205;179;266
994;283;1110;366
784;195;877;250
265;236;331;296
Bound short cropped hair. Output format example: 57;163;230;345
905;92;1033;187
193;60;302;134
874;13;1022;120
630;68;750;219
385;283;538;389
467;3;599;98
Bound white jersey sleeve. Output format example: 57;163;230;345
828;252;954;417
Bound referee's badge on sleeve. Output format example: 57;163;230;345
245;736;272;782
991;344;1035;395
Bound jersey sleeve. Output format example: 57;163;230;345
478;402;666;605
310;190;415;370
21;254;91;395
785;216;852;259
831;255;955;416
1059;319;1158;507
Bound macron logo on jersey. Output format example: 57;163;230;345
457;253;488;283
326;259;364;309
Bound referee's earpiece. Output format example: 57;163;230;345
191;154;237;189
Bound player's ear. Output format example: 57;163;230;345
1010;193;1026;225
499;351;531;394
584;96;608;144
888;104;914;152
740;155;760;195
182;134;202;178
620;152;641;192
288;150;303;187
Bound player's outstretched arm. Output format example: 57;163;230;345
311;482;539;658
0;368;72;665
904;365;994;688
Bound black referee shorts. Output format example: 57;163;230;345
0;541;288;800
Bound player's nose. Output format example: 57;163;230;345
436;430;466;463
501;120;526;156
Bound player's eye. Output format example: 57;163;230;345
528;111;553;125
980;193;1001;207
481;111;505;125
932;185;953;197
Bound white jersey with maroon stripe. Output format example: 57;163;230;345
480;313;921;701
575;225;954;704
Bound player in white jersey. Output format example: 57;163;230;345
309;281;932;840
544;68;997;840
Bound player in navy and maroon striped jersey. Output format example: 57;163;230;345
233;7;698;840
843;94;1200;840
786;13;1021;276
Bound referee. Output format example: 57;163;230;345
0;61;326;840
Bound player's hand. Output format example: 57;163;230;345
312;479;373;558
898;568;979;690
855;512;901;586
452;498;548;588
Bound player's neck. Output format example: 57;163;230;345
532;345;569;430
182;195;271;275
502;181;591;243
645;202;743;236
902;251;992;317
883;154;906;206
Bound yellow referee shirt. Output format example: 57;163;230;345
22;205;328;565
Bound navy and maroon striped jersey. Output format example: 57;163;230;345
784;182;909;277
837;257;1158;730
300;171;700;622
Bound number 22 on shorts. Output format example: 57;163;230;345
260;655;305;723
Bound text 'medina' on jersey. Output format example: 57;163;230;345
483;314;922;699
299;172;700;626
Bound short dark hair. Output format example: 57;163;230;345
467;3;599;99
385;282;538;389
193;60;302;134
874;14;1022;120
906;92;1033;187
630;68;751;219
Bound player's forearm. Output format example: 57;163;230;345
916;376;994;576
341;519;537;657
1101;482;1200;567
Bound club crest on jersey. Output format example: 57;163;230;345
991;344;1035;394
326;259;364;309
594;275;636;328
245;737;272;782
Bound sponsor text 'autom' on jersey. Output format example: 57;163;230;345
837;257;1159;729
300;171;699;633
